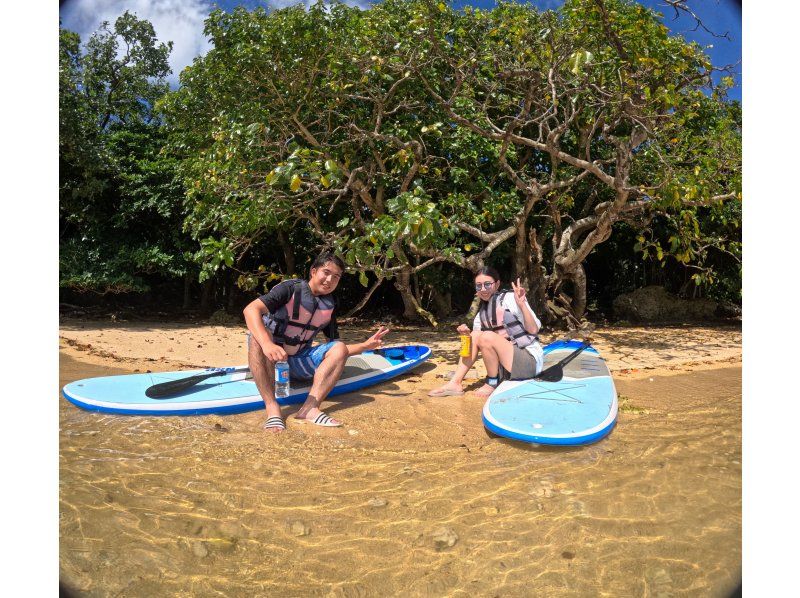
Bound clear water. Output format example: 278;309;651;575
60;354;741;596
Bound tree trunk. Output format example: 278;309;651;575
525;227;549;319
428;285;452;318
513;223;531;286
278;229;296;276
200;279;215;315
565;264;588;321
395;268;438;326
226;277;238;314
545;263;588;328
464;294;481;324
182;273;193;310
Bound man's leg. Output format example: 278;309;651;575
294;341;348;425
474;332;515;397
248;335;285;433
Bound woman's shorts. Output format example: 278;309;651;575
509;344;542;380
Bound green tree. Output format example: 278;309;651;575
409;0;740;325
160;0;740;325
60;14;190;295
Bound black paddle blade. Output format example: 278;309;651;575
144;370;226;399
535;365;566;383
534;340;591;383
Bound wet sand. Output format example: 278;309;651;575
59;320;741;596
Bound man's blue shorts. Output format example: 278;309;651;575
247;332;340;380
287;341;340;380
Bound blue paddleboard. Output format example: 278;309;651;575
481;340;617;445
63;345;431;416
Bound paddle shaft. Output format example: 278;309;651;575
145;367;250;399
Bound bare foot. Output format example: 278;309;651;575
428;383;465;397
474;383;496;398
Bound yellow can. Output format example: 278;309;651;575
459;334;471;357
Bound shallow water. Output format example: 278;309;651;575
60;354;741;597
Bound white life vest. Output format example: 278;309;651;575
478;291;539;349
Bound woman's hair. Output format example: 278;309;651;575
474;266;500;282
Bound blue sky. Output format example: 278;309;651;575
59;0;741;101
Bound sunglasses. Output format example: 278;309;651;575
474;281;496;291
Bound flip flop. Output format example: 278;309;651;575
427;387;465;397
262;416;286;431
295;411;343;427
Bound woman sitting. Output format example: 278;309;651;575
429;267;543;398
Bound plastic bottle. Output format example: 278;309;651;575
274;361;290;398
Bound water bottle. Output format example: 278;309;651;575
274;361;290;398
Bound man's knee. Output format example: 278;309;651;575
325;341;348;362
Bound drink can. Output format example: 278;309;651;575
459;334;471;357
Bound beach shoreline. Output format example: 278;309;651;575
59;317;741;384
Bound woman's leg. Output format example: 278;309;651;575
428;330;482;396
474;332;515;397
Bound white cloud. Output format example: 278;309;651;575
59;0;379;86
60;0;214;86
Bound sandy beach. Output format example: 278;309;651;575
59;318;741;596
59;317;741;384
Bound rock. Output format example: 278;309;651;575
612;285;718;322
191;541;208;558
431;527;458;550
716;301;742;318
218;521;245;538
536;487;554;498
289;521;310;536
367;498;388;508
348;429;359;436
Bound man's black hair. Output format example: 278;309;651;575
310;251;345;272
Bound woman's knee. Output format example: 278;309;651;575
476;331;497;348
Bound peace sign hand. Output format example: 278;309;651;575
363;326;391;351
510;278;527;307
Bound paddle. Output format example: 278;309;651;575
534;340;591;383
144;367;250;399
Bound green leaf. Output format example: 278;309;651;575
359;271;368;287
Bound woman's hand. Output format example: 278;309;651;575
511;278;527;307
456;324;471;335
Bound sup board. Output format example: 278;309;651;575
63;345;431;416
482;340;617;445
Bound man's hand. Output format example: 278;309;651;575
262;341;288;362
456;323;471;335
363;326;391;351
511;278;527;307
